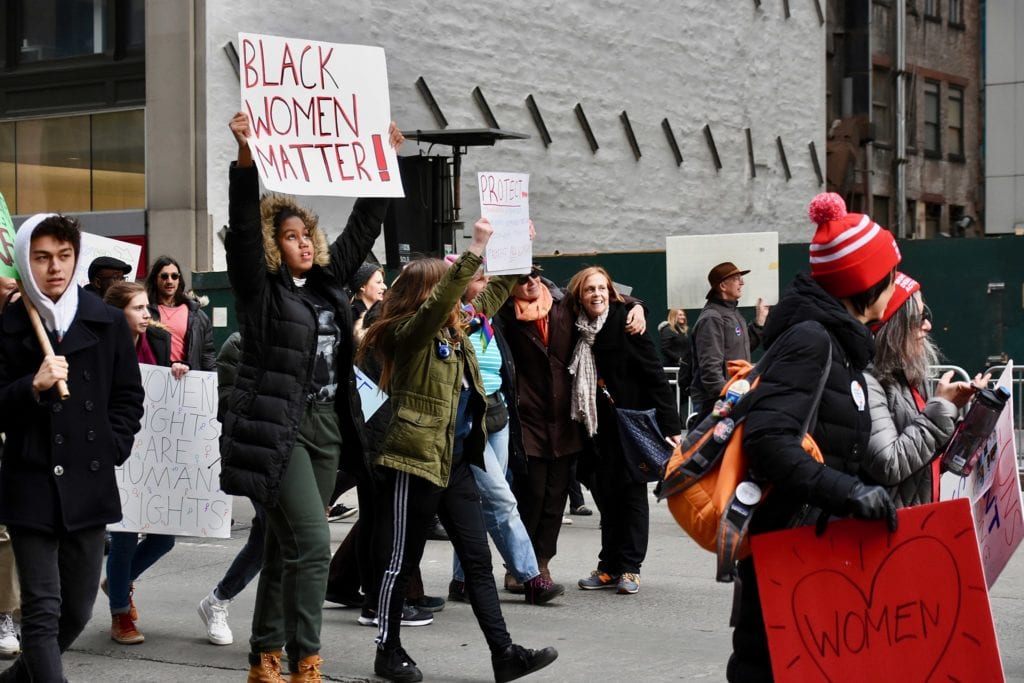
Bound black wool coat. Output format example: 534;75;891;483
0;290;144;532
742;273;878;534
219;163;387;506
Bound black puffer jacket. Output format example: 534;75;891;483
743;273;877;534
219;163;387;505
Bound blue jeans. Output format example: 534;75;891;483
453;424;540;583
107;531;176;613
215;501;266;601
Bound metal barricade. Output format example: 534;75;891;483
663;366;694;427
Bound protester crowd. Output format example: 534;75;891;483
0;112;992;683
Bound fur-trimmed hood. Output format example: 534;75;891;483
259;193;329;273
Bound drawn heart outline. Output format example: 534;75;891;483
790;536;962;683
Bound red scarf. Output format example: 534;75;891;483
136;332;157;365
909;386;939;501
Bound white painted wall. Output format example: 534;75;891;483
203;1;825;270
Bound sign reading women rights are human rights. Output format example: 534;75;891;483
110;365;230;538
238;32;404;198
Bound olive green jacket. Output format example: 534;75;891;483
374;251;517;487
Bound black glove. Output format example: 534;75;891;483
845;482;898;532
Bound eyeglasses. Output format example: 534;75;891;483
159;272;180;281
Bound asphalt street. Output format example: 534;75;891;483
30;490;1024;682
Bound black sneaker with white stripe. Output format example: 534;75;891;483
357;604;433;627
375;646;422;682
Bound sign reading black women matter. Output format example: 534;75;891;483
110;365;230;538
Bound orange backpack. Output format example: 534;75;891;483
657;340;830;582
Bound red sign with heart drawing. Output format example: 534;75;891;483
751;499;1003;682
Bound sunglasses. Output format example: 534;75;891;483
517;270;541;284
919;304;932;326
159;272;180;281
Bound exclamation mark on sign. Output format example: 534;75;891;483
372;135;390;182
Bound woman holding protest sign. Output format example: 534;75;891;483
101;281;176;645
863;273;987;507
220;111;403;683
360;221;558;683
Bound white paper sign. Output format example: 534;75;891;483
110;365;231;538
665;232;779;310
239;32;404;198
74;232;142;288
354;365;387;421
478;171;531;275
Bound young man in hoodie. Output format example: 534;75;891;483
0;214;144;681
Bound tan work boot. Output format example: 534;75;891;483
503;571;524;594
247;650;286;683
110;613;144;645
289;655;323;682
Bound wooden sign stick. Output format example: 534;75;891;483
17;282;70;400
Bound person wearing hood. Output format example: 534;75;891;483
727;193;901;682
220;111;404;683
349;261;387;340
688;262;769;424
0;213;144;682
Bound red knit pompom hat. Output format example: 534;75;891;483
869;272;921;332
807;192;901;298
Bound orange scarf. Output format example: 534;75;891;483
514;286;553;346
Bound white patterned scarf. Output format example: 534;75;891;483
568;308;608;437
14;213;79;341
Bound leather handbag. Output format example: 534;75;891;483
599;380;673;483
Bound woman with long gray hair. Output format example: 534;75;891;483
862;272;987;507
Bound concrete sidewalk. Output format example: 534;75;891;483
31;492;1024;681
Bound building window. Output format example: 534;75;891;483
872;68;892;145
949;204;966;236
17;0;109;64
873;195;891;227
948;0;963;26
924;0;940;20
0;109;145;215
947;86;964;160
923;80;941;157
924;202;942;238
906;200;918;237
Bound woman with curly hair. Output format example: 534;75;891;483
220;111;403;682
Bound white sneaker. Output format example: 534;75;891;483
197;592;233;645
0;612;19;658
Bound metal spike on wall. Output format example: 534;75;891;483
745;127;756;178
662;119;683;166
703;124;723;171
621;111;641;161
525;95;552;147
777;137;792;181
472;86;499;129
575;103;599;153
809;140;824;186
223;42;239;79
812;0;824;25
416;77;448;129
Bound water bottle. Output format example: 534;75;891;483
939;385;1011;476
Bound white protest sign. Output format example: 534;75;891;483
354;365;387;421
665;232;779;310
239;32;404;198
110;365;231;538
74;232;142;288
478;172;531;275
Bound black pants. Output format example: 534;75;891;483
567;458;585;510
725;557;773;682
0;525;105;683
590;440;649;575
215;501;266;601
518;455;573;560
374;460;511;654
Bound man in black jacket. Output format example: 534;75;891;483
727;194;900;681
0;213;144;682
